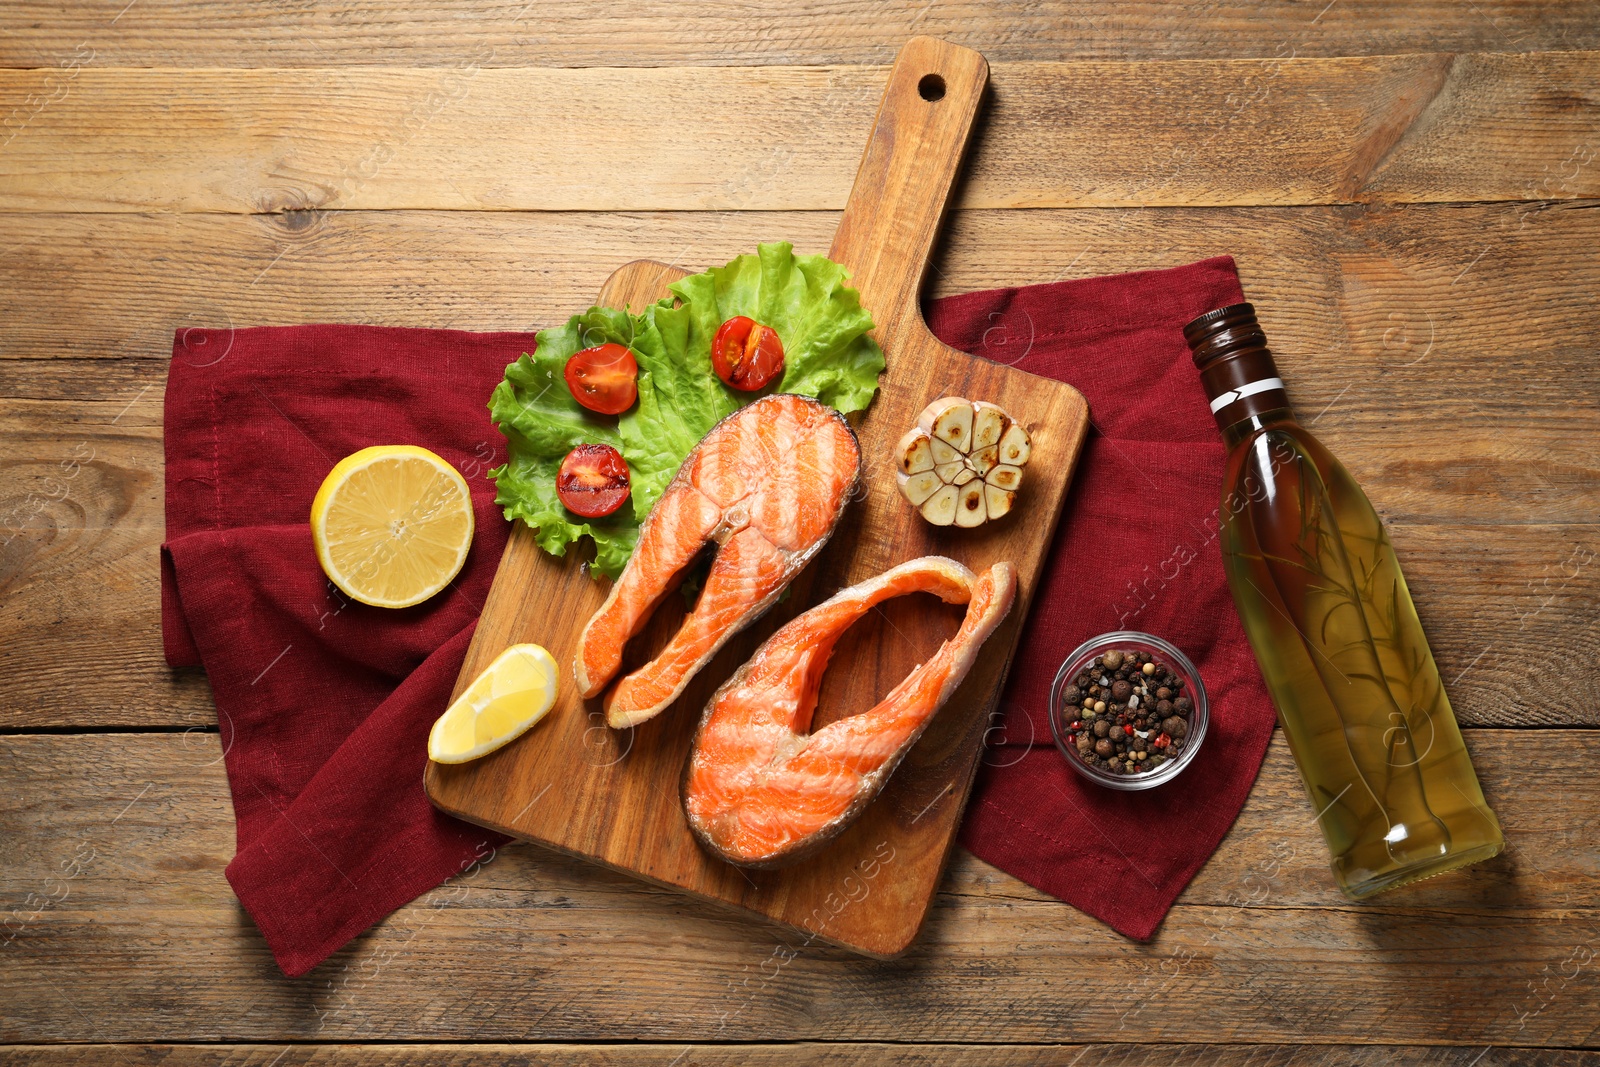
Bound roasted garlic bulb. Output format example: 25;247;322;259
896;397;1031;527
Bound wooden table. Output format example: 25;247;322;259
3;4;1598;1064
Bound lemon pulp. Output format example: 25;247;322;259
429;644;558;764
310;445;474;609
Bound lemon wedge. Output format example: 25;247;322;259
311;445;474;608
429;644;559;763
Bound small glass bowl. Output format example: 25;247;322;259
1048;631;1209;791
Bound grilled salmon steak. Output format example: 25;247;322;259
684;556;1017;868
573;394;861;729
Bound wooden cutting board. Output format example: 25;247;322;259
425;36;1089;957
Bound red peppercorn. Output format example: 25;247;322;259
1154;732;1171;749
1124;724;1134;735
1069;721;1082;732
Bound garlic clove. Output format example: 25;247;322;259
921;397;974;454
951;466;977;486
971;402;1008;451
929;437;962;466
898;428;935;475
998;423;1032;467
987;463;1024;492
954;480;988;527
984;482;1016;520
898;468;944;506
968;444;998;476
933;460;966;485
920;483;959;526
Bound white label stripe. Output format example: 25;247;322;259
1209;376;1286;413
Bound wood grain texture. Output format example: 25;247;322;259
3;53;1598;212
1;1;1595;1058
2;199;1597;729
4;1045;1599;1066
2;1;1597;67
2;732;1596;1045
426;38;1089;958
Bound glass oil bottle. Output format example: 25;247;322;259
1186;303;1502;898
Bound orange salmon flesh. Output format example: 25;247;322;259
573;394;862;729
683;556;1017;868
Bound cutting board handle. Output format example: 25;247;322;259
828;36;989;353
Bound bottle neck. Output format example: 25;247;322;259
1183;303;1293;433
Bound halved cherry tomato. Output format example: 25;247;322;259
564;343;638;415
557;444;631;518
711;316;785;392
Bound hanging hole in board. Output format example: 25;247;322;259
918;74;946;101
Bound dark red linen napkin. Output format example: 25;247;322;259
162;256;1274;975
161;326;520;976
932;255;1277;941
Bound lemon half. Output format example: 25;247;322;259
311;445;474;609
429;644;558;763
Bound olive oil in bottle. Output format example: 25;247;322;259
1185;304;1502;898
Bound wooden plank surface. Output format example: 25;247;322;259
2;732;1596;1045
7;203;1599;399
429;39;1092;958
2;1;1598;67
4;1046;1599;1066
3;53;1598;212
2;4;1599;1060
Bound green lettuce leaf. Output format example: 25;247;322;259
662;241;884;416
488;242;884;579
